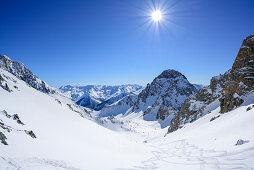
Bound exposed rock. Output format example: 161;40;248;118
210;115;220;122
0;55;55;94
2;110;11;118
235;139;249;146
13;114;25;125
55;99;62;105
0;74;4;81
168;72;228;133
1;83;11;92
220;35;254;113
246;105;254;111
25;130;37;138
0;132;8;145
67;104;74;111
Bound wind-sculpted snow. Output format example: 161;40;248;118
0;156;82;170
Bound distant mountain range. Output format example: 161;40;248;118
59;84;143;110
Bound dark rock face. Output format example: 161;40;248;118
13;114;25;125
0;132;8;145
220;35;254;113
0;55;54;94
168;35;254;133
25;130;37;138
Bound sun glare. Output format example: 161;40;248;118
152;10;162;22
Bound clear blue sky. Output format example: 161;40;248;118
0;0;253;86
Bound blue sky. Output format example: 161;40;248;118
0;0;253;86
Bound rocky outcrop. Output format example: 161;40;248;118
0;55;54;94
220;35;254;113
168;71;228;132
0;110;37;145
168;35;254;133
0;132;7;145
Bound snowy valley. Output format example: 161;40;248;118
0;35;254;170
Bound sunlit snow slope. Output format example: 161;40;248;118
0;69;151;170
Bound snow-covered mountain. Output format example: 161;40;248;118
59;84;143;110
99;69;198;128
135;69;198;119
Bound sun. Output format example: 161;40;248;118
152;10;162;22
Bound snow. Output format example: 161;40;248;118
0;69;151;170
1;67;254;169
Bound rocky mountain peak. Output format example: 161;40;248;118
232;35;254;70
156;69;187;80
134;69;198;125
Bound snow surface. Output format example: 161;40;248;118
1;68;254;169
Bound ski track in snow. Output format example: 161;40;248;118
114;139;254;170
0;156;82;170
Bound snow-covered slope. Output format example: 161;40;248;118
59;84;143;110
0;68;152;170
141;103;254;169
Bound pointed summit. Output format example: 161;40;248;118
157;69;187;80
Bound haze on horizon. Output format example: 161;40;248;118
0;0;254;87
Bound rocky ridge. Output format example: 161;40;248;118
0;55;54;94
168;35;254;133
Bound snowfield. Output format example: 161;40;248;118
1;68;254;170
0;69;151;170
